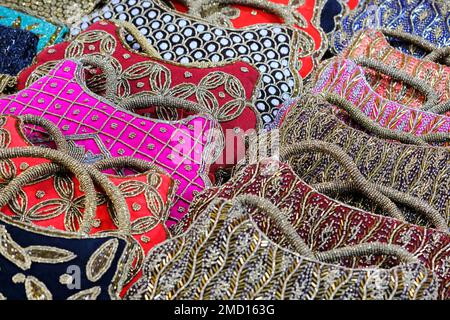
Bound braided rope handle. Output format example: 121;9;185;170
381;28;450;66
0;147;131;234
79;55;119;103
313;181;447;231
280;140;405;221
91;157;167;176
19;114;70;152
117;20;162;59
234;195;418;264
353;57;439;110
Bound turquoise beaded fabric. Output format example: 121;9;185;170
0;6;68;52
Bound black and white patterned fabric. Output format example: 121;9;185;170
71;0;303;127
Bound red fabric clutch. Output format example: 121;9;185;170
17;20;261;183
0;115;177;295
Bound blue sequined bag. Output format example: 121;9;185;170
332;0;450;56
0;5;68;52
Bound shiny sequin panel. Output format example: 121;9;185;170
0;214;135;300
70;0;303;127
2;0;103;25
278;98;450;229
125;199;439;300
160;0;327;78
0;25;38;76
343;29;450;115
0;5;68;52
332;0;450;55
0;59;218;227
311;58;450;136
187;159;450;299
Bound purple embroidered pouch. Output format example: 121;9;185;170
0;59;219;227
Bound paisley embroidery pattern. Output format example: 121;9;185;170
0;214;135;300
70;0;303;127
343;29;450;115
126;198;439;300
311;58;450;136
187;159;450;298
332;0;450;55
278;98;450;229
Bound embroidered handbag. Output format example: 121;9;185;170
186;158;450;298
0;58;219;228
70;0;304;128
125;196;439;300
16;20;261;182
0;115;177;293
0;205;136;300
277;94;450;230
311;57;450;139
342;29;450;115
0;5;68;53
159;0;327;78
332;0;450;56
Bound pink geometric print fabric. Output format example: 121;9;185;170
0;59;218;227
312;58;450;136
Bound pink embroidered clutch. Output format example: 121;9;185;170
311;58;450;136
342;29;450;115
0;59;219;227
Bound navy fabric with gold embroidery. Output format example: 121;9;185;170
0;216;132;300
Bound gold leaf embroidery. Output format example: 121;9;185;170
0;159;17;181
0;226;31;270
24;276;53;300
168;83;197;99
27;200;69;221
25;245;77;264
217;100;246;122
86;239;119;282
67;287;101;300
54;174;75;200
118;180;146;197
0;128;11;148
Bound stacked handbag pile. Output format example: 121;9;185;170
0;0;449;300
